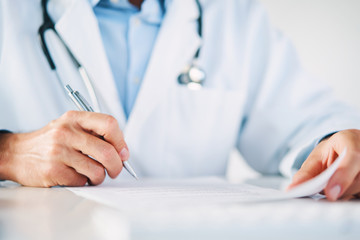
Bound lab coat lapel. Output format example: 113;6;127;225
125;0;201;137
52;0;127;129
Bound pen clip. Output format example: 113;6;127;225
65;84;94;112
65;85;84;111
74;91;94;112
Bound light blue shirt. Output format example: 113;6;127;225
94;0;164;118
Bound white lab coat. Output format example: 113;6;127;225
1;0;359;178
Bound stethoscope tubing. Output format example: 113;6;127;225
38;0;206;109
38;0;100;111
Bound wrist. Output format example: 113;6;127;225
0;131;16;181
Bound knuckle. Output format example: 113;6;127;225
77;177;88;186
48;119;58;128
51;124;71;141
47;143;63;157
62;110;78;120
333;131;348;142
104;115;119;132
335;130;360;146
42;163;60;181
67;176;88;187
91;166;106;185
81;178;88;186
58;172;86;187
69;176;88;187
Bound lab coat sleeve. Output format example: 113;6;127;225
236;0;360;177
0;1;3;64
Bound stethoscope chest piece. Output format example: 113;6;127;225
177;63;206;90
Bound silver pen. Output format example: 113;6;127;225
65;84;138;180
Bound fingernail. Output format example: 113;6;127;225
329;185;341;200
120;148;129;161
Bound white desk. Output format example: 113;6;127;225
0;178;359;240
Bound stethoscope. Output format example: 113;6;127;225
38;0;206;111
176;0;206;89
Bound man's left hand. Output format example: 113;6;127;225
288;129;360;201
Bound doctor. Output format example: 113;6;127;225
0;0;360;201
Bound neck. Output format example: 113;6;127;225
129;0;144;9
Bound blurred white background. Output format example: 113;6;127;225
259;0;360;109
227;0;360;182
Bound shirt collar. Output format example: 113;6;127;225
94;0;166;24
91;0;166;10
90;0;101;6
93;0;136;10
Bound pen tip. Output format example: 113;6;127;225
132;171;139;181
123;161;139;180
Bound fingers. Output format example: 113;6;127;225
62;111;129;159
39;163;88;187
57;111;127;179
341;173;360;200
288;130;360;202
4;111;128;187
325;152;360;201
55;166;88;187
63;151;106;185
48;111;127;183
289;143;360;201
70;131;123;178
323;130;360;201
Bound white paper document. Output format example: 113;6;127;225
280;148;346;200
67;149;346;211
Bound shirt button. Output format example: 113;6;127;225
133;77;140;84
133;18;141;26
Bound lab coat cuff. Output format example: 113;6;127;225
0;130;11;134
279;138;316;178
0;130;11;181
316;132;337;145
279;129;346;178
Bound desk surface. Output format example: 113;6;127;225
1;178;359;240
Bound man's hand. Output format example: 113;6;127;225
0;111;129;187
288;129;360;201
